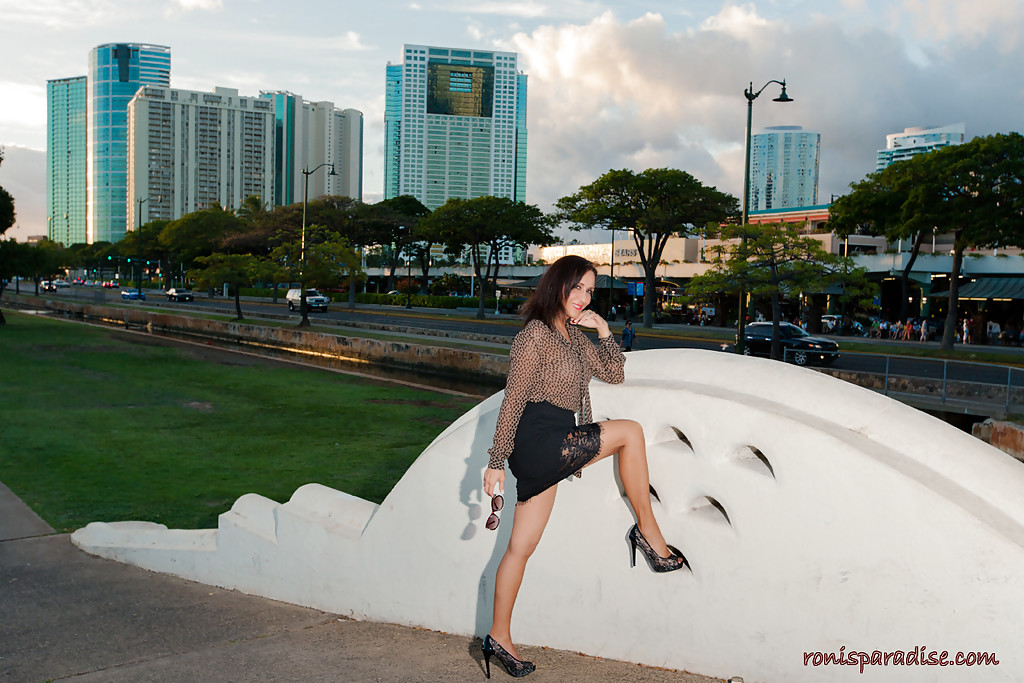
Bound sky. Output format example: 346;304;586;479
1;0;1023;243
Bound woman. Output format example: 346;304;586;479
481;255;685;679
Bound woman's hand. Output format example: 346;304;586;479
484;467;505;499
570;309;611;338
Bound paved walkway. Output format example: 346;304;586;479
0;482;723;682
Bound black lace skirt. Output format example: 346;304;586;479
508;401;603;503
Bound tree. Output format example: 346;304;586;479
687;222;874;360
269;224;361;327
0;147;14;237
830;132;1024;350
556;168;737;328
0;239;32;325
830;148;937;322
425;196;554;319
358;196;429;294
189;253;260;320
159;204;241;274
119;219;170;289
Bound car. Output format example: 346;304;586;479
285;288;329;311
739;321;839;366
54;279;70;288
121;290;147;301
386;290;400;296
41;280;57;292
165;288;194;302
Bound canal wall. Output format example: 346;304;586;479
4;293;510;380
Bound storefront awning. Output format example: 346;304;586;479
512;274;630;290
930;277;1024;300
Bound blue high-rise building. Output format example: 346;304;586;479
261;91;301;206
383;44;527;209
384;64;403;200
46;75;88;246
87;43;170;243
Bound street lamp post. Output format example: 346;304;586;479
299;162;337;326
406;247;413;309
736;78;793;355
135;195;160;295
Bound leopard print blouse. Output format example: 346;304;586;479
487;318;626;470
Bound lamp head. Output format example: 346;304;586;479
773;81;793;103
328;164;338;176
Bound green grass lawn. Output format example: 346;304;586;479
0;311;477;532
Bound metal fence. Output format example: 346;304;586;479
783;348;1024;416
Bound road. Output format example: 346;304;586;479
39;285;1024;393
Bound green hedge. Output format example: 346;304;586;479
355;292;524;313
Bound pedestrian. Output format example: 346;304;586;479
920;320;929;342
963;317;972;344
609;304;617;322
620;320;636;352
481;255;684;679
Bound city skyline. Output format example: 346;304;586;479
2;0;1023;242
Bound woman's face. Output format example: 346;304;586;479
562;270;596;320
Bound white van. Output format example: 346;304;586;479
285;288;329;312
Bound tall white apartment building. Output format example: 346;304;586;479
384;44;527;210
126;86;275;228
260;91;363;204
875;123;966;170
749;125;820;211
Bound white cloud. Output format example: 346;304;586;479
465;1;548;18
0;82;46;146
898;0;1024;49
509;4;1024;216
0;0;121;29
169;0;223;13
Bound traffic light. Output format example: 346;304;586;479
107;255;112;260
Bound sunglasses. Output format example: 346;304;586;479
485;493;504;531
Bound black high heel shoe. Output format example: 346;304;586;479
482;635;536;678
627;524;688;573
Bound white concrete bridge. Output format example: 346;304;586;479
73;349;1024;681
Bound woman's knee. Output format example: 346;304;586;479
506;535;541;561
606;418;644;449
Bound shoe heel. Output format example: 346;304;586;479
484;652;492;679
628;533;637;568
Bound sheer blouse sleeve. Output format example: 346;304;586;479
585;333;626;385
487;327;541;469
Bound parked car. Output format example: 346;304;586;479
739;321;839;366
121;290;146;301
165;288;194;302
285;288;329;311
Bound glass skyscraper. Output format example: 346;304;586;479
383;44;527;209
87;43;170;243
749;125;820;211
46;76;88;246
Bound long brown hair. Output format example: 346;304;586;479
521;255;597;328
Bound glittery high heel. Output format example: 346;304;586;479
627;524;688;573
483;634;536;678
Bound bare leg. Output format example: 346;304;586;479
587;419;673;558
489;485;557;660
